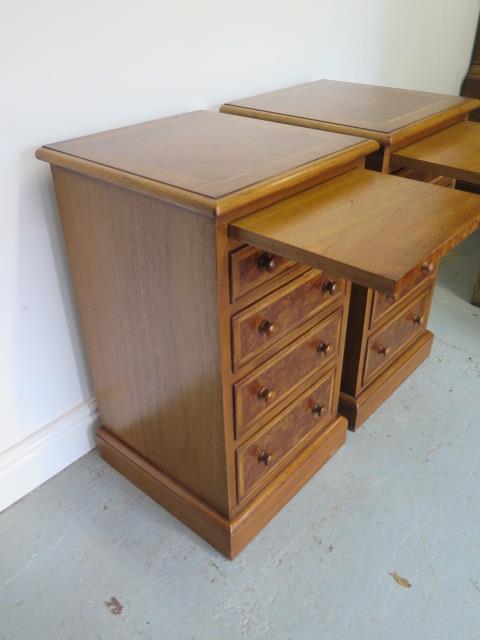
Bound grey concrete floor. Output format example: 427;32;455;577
1;231;479;640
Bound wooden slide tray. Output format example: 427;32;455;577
391;121;480;185
230;168;480;295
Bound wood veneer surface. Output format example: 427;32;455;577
223;80;476;134
42;110;372;201
391;121;480;184
52;167;231;515
230;169;480;294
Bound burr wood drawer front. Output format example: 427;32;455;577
363;286;433;386
370;258;438;329
229;245;297;302
234;308;342;439
231;271;345;371
236;371;335;502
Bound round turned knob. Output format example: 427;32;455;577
323;280;337;295
258;319;276;336
258;450;272;465
376;344;391;356
257;386;275;402
257;252;277;272
316;341;333;357
311;402;327;417
421;261;435;274
386;292;399;302
412;315;425;325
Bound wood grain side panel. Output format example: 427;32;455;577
52;167;230;515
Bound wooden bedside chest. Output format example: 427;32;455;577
37;110;480;557
221;80;480;429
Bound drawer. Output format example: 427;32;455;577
236;371;335;501
232;271;345;370
392;167;456;189
230;245;296;302
370;258;437;329
363;286;432;386
234;308;342;438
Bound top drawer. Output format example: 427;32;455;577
232;270;345;370
230;246;297;302
370;258;438;328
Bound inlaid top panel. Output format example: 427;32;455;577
41;110;374;204
223;80;475;135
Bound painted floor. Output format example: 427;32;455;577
1;231;479;640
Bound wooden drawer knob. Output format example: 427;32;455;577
257;252;277;272
258;450;272;465
421;261;435;274
375;344;391;356
257;386;275;402
258;319;276;336
311;402;327;417
412;315;425;325
323;280;337;295
386;292;399;302
316;341;333;356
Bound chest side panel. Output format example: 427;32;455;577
52;167;230;515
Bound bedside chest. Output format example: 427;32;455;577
221;80;480;429
37;110;480;557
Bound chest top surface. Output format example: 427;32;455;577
223;80;477;137
39;110;376;213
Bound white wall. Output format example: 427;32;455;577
1;0;479;505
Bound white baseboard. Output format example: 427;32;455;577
0;399;99;513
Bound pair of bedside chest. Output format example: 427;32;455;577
37;82;480;558
222;80;480;427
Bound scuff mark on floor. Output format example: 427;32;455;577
389;572;411;588
105;596;123;615
469;578;480;593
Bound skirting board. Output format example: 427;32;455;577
0;398;99;513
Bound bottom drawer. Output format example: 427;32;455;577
363;286;432;386
236;370;336;502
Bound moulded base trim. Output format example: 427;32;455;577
97;415;347;559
